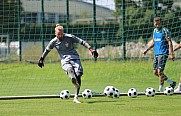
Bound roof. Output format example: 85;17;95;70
21;0;114;18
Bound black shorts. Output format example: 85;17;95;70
153;54;168;70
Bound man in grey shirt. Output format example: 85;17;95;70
38;24;98;103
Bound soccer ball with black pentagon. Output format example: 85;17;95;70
127;88;137;98
113;88;120;98
82;89;92;98
164;86;174;96
60;90;70;99
104;86;116;97
145;87;155;97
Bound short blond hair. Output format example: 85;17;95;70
55;24;64;31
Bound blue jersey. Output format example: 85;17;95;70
153;27;171;55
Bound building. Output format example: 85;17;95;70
21;0;118;24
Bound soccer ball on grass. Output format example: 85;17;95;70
82;89;93;98
113;88;120;98
60;90;70;99
164;86;174;96
127;88;137;98
145;87;155;97
104;86;116;98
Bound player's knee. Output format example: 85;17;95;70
67;67;74;74
67;67;76;79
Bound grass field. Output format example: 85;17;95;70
0;60;181;115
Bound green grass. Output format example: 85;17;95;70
0;96;181;116
0;60;181;115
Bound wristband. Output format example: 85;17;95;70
89;48;93;52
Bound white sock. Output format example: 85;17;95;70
159;85;163;92
74;95;78;99
166;78;173;84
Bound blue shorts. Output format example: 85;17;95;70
153;54;168;70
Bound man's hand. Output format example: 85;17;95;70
169;54;175;61
143;49;148;55
89;49;98;58
143;48;151;55
38;57;44;68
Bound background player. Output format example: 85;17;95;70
143;17;176;92
38;24;98;103
173;43;181;92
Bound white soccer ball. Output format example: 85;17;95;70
145;87;155;97
127;88;137;98
113;88;120;98
164;86;174;96
104;86;116;97
82;89;93;99
60;90;70;99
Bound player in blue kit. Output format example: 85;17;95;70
38;24;98;103
143;17;176;92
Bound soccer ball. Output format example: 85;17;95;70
164;86;174;96
60;90;70;99
82;89;93;98
113;88;120;98
127;88;137;98
145;87;155;97
104;86;116;97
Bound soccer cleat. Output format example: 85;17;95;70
174;87;180;93
73;98;81;103
170;81;176;89
72;78;80;88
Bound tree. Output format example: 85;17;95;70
114;0;180;43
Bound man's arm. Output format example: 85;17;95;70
143;39;154;55
73;35;98;58
38;39;54;68
174;43;181;52
167;39;174;60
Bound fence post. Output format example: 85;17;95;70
41;0;45;53
122;0;126;60
66;0;69;33
93;0;97;61
153;0;157;17
18;0;22;62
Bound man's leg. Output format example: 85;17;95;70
67;67;80;88
154;69;163;92
174;77;181;92
73;73;82;103
158;55;176;90
158;69;176;90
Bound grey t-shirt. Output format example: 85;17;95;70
42;33;91;61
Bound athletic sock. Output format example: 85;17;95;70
166;78;173;84
159;85;163;92
74;86;80;98
74;94;78;99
